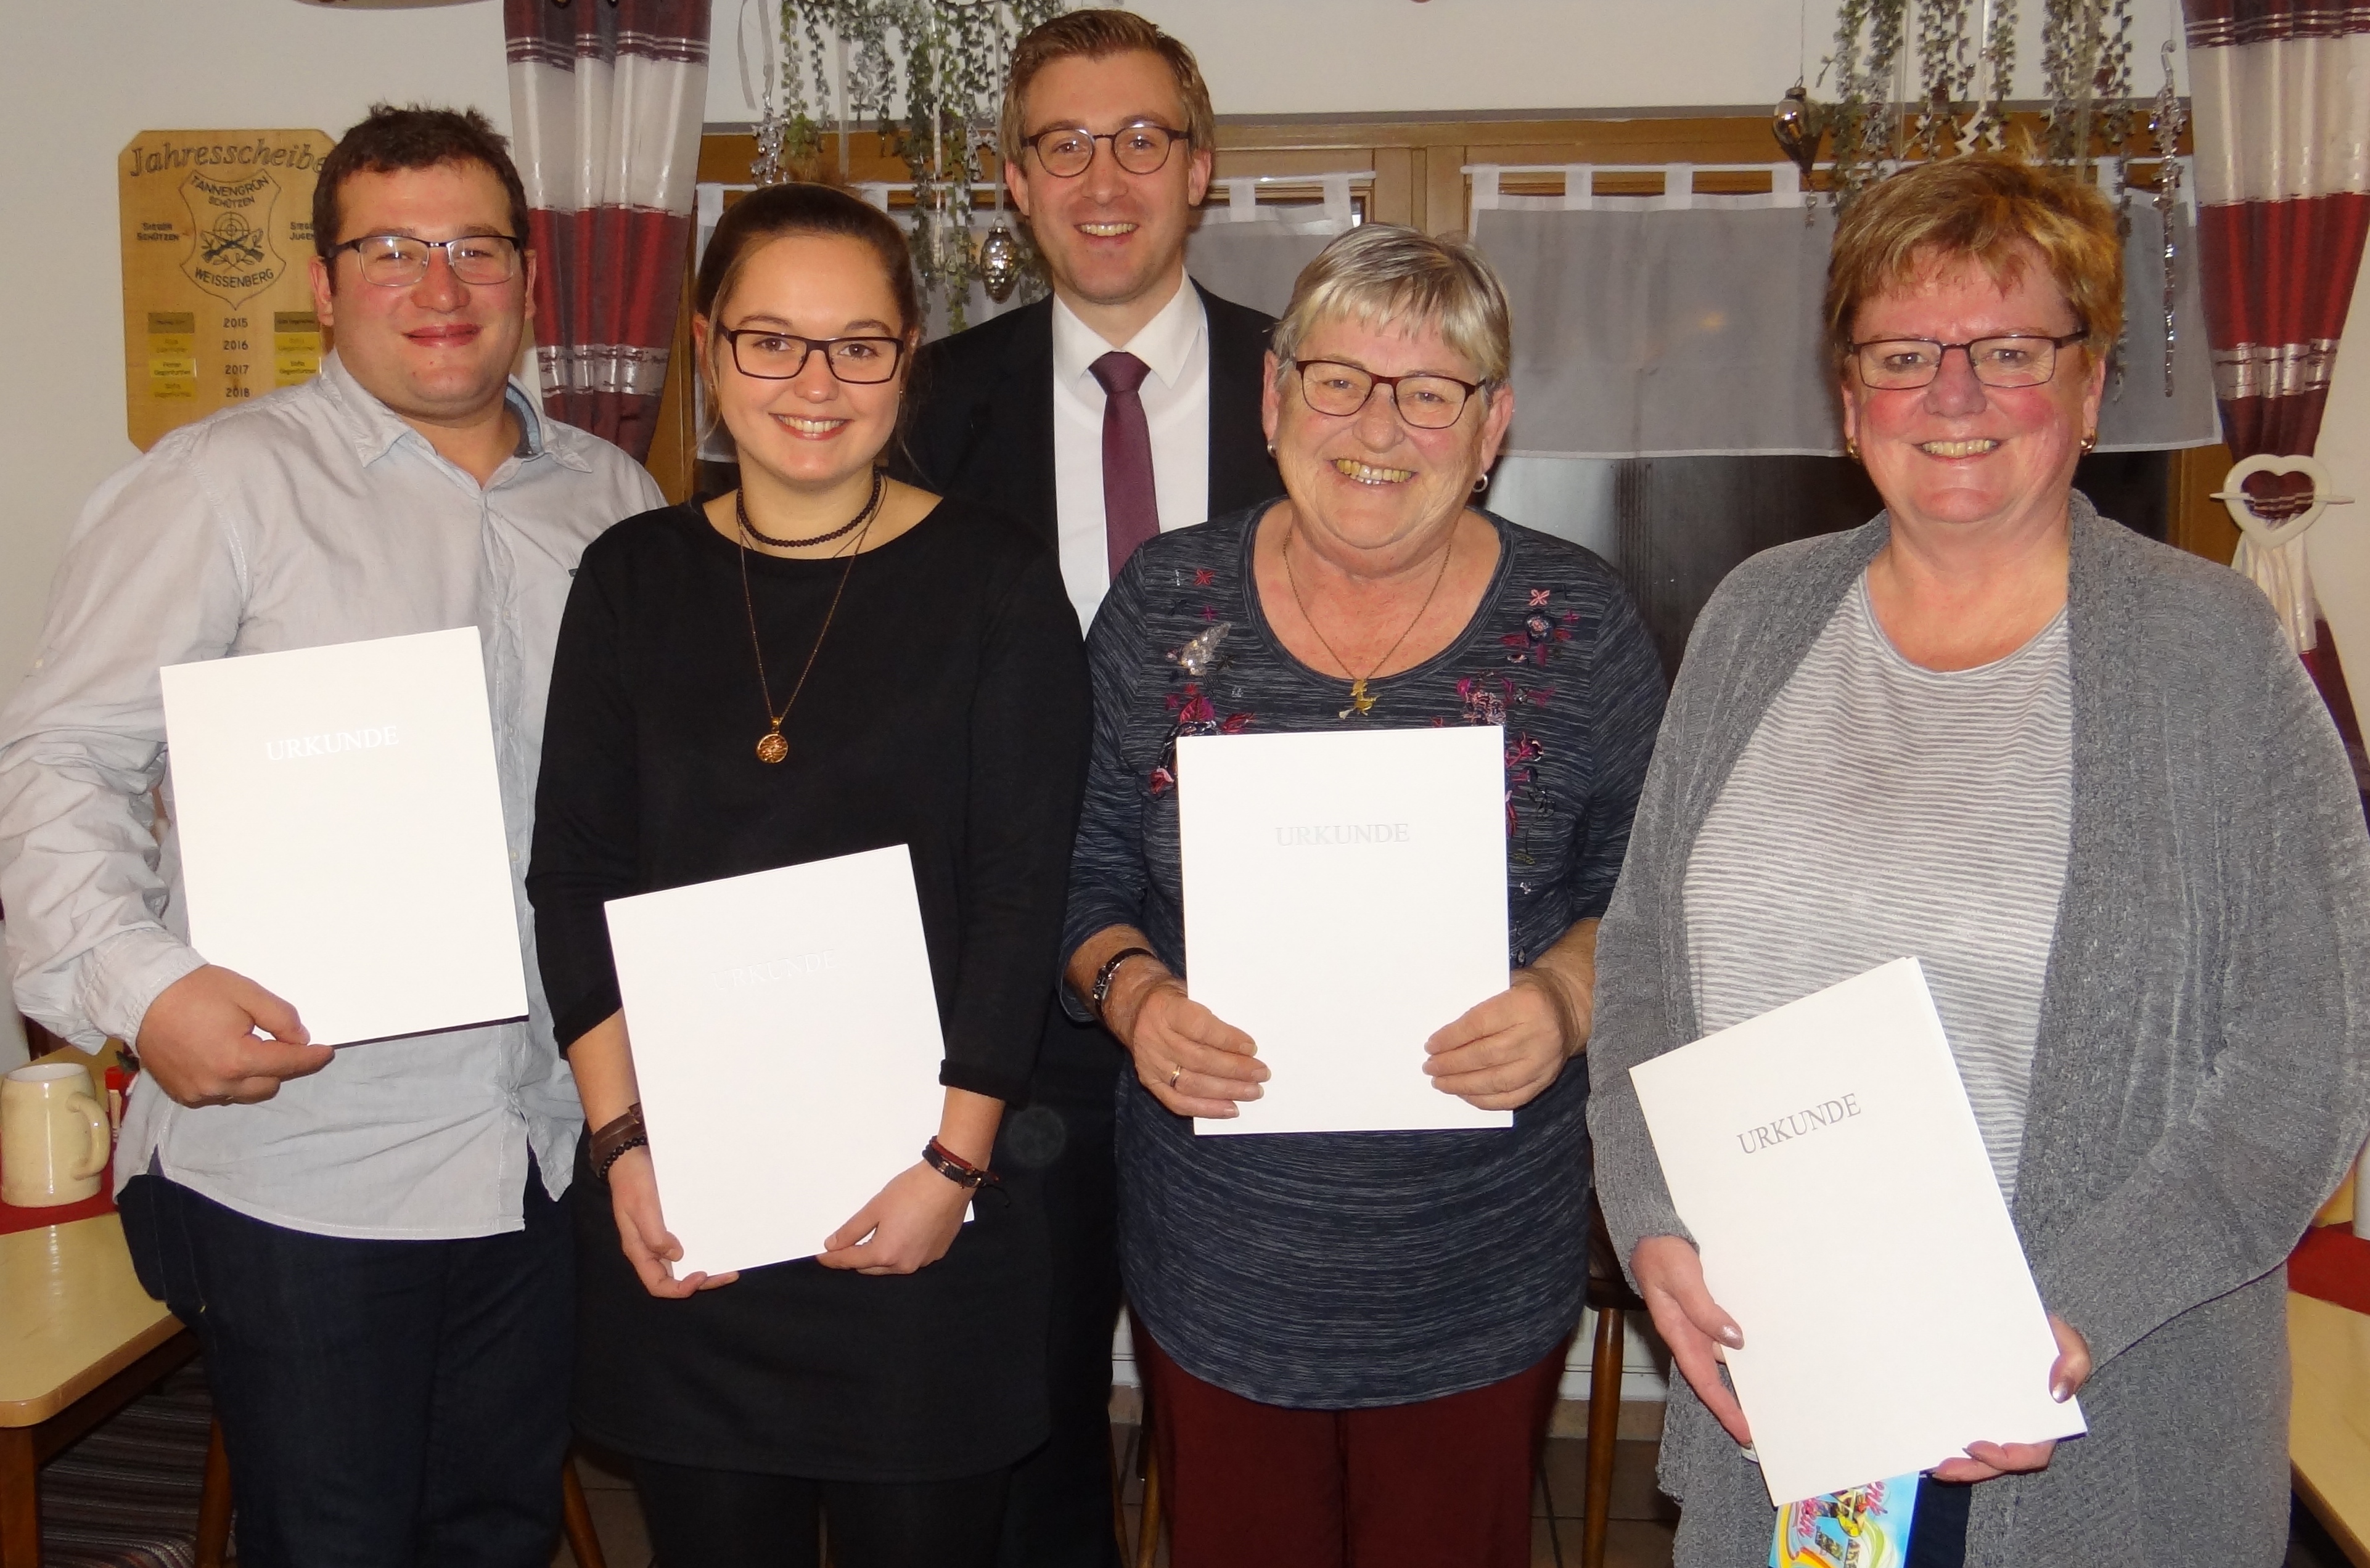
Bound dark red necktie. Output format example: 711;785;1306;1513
1091;351;1160;578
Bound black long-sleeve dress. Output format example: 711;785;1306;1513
527;497;1091;1480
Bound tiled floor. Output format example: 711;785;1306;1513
556;1429;1677;1568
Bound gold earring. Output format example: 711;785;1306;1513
2080;430;2098;454
1844;436;1861;463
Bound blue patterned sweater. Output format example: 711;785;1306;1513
1063;504;1667;1406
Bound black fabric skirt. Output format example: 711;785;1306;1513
569;1138;1051;1482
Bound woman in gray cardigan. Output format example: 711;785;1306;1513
1587;153;2370;1567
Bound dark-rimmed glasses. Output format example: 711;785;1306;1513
332;233;522;287
1293;359;1485;430
1022;121;1190;178
715;327;906;383
1848;331;2088;390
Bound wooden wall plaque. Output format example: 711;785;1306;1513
119;129;335;451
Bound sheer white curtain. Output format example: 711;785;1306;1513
1469;164;2221;461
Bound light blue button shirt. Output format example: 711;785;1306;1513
0;353;662;1239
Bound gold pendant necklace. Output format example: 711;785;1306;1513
737;472;885;764
1281;517;1456;720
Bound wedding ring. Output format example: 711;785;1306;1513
1168;1064;1184;1089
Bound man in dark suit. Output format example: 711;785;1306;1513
898;11;1281;1567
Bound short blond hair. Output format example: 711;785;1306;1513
1271;226;1513;389
1826;152;2123;369
1000;10;1216;168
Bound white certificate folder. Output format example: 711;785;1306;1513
1177;725;1511;1135
1627;958;2084;1506
602;846;948;1278
160;628;528;1047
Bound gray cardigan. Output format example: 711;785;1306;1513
1588;497;2370;1568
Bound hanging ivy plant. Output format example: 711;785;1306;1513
1821;0;2145;210
761;1;1068;332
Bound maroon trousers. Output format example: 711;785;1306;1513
1138;1331;1566;1568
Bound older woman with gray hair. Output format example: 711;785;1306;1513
1060;224;1665;1567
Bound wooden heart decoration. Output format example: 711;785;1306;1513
2215;453;2345;550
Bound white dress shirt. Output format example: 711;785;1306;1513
1051;276;1213;629
0;353;662;1239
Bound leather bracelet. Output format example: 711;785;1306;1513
1088;945;1157;1022
921;1135;1000;1191
589;1103;647;1181
594;1132;649;1181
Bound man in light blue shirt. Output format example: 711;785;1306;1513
0;105;658;1567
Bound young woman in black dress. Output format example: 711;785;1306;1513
527;183;1090;1568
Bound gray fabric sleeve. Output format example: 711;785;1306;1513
1585;570;1769;1276
2028;602;2370;1368
0;428;242;1045
1060;555;1162;967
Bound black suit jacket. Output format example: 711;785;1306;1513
896;280;1283;547
897;282;1279;1112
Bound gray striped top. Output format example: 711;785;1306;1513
1681;574;2071;1201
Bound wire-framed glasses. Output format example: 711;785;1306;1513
1848;331;2089;390
1022;121;1190;178
1294;359;1484;430
333;234;523;287
714;327;906;383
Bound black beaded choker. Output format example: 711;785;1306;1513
736;468;886;550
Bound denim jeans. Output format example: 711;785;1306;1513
119;1155;573;1568
1907;1475;1973;1568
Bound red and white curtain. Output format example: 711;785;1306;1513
2183;0;2370;668
505;0;711;460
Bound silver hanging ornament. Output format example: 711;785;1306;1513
1771;82;1826;183
979;221;1023;302
2148;37;2187;397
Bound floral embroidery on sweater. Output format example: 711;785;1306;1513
1461;589;1581;862
1150;619;1253;794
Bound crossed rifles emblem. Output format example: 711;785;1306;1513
179;169;287;306
201;213;267;269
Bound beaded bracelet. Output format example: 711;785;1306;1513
589;1103;648;1181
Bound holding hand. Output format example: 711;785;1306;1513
605;1146;737;1297
817;1159;975;1275
135;965;332;1107
1424;966;1587;1110
1631;1235;1752;1444
1931;1314;2091;1481
1104;959;1267;1119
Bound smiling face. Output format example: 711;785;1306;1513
1005;48;1212;323
308;160;532;430
1262;311;1515;558
694;231;912;492
1840;247;2105;539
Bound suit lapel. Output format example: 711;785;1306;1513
1197;282;1282;515
1001;303;1059;547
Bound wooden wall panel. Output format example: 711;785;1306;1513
2170;443;2240;565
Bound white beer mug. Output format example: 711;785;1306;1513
1;1062;112;1207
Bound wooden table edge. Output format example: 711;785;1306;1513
2296;1460;2370;1568
0;1312;186;1429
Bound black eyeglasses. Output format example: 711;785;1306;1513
1293;359;1486;430
333;233;523;287
1848;331;2088;390
1022;121;1190;179
714;327;906;383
